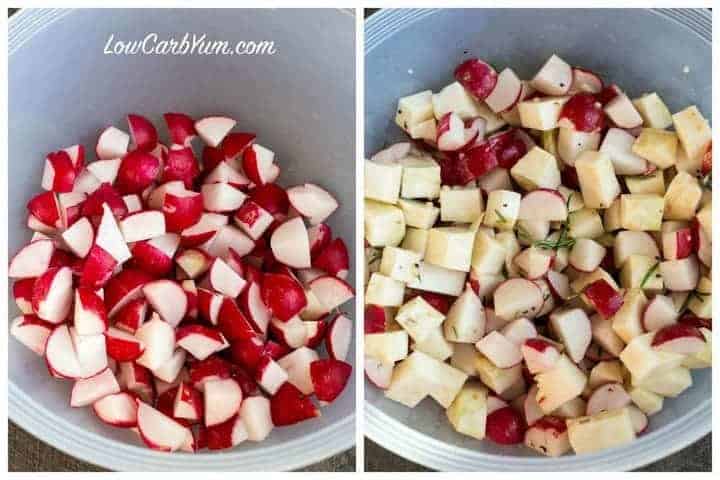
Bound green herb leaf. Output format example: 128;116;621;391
495;209;507;223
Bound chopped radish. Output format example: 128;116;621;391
136;401;189;451
32;266;73;324
127;114;159;152
9;239;54;278
365;356;393;389
234;200;274;240
518;189;567;221
584;279;623;318
163;112;196;146
310;359;352;405
454;58;498;100
71;368;120;407
570;67;603;94
287;183;339;225
326;313;352;361
242;144;277;186
143;280;188;327
96;126;130;160
42;150;77;193
485;68;523;113
651;323;705;354
486;406;526;445
195;116;236;148
531;54;572;95
270;382;320;426
119;211;166;243
61;217;94;258
93;392;138;428
270;217;311;268
176;324;227;360
10;315;54;355
436;112;477;151
201;182;247;212
309;275;354;311
585;383;631;416
204;378;243;426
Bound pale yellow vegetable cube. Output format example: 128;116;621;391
407;118;438;142
663;171;702;220
672;106;711;160
397;199;440;229
629;387;664;415
401;228;429;257
568;208;605;239
632;128;678;169
412;326;454;361
408;262;467;296
510;147;561;191
365;273;405;307
446;382;488;440
619;333;684;382
575;151;620;209
365;199;406;247
620;194;664;231
365;330;409;364
387;351;468;408
603;199;622;232
365;159;403;204
395;90;434;131
379;246;422;283
625;170;665;195
633;93;673;129
395;295;446;342
471;230;507;275
567;408;636;454
474;355;522;395
399;156;441;199
688;276;711;319
620;255;663;291
425;227;475;272
484;190;521;230
518;97;569;131
440;187;483;223
432;82;484;120
634;366;692;398
612;288;648;343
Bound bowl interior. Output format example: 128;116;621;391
365;8;711;470
9;8;355;471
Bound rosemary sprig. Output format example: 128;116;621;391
639;261;660;289
534;233;576;250
680;289;710;313
701;172;712;191
495;209;508;224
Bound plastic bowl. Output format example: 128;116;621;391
9;8;355;471
365;8;711;471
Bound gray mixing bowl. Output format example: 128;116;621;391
365;8;711;471
9;8;355;471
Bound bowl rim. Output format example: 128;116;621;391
364;7;711;471
8;7;354;471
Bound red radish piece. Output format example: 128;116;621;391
662;227;694;260
105;327;145;361
604;92;643;129
485;406;526;445
261;273;307;322
476;331;523;368
146;180;185;209
558;93;606;132
239;282;271;334
45;324;83;379
57;191;86;228
249;183;290;217
74;287;108;334
127;114;159;152
96;126;130;160
93;392;138;427
651;323;705;354
309;275;354;311
312;238;350;279
254;356;289;395
277;347;319;395
61;217;94;258
242;144;277;186
96;203;132;263
161;146;199;188
523;385;545;426
229;336;266;371
531;54;572;95
119;211;166;243
173;382;204;421
79;244;117;289
164;113;196;146
10;315;53;355
205;415;248;450
546;270;571;300
202;146;226;173
134;313;176;370
518;189;567;221
524;416;570;457
31;266;73;324
269;316;308;349
628;405;649;434
454;58;498;100
71;368;121;407
326;313;352;361
489;128;530;169
143;280;188;327
176;248;213;279
154;349;187;384
365;356;393;389
115;151;160;194
436;112;477;151
485;68;523;113
308;223;332;257
113;298;148;334
177;325;227;360
570;68;603;94
13;278;36;314
202;225;254;259
286;183;339;225
64;144;86;171
234;200;274;240
217;298;257;341
103;268;153;316
117;362;154;402
270;217;311;269
270;382;320;426
240;396;273;442
81;183;127;219
310;359;352;405
364;304;389;333
584;279;623;318
9;239;54;278
207;257;247;298
304;319;328;348
642;295;678;332
136;401;189;452
521;338;561;374
201;183;247;212
486;395;509;415
205;161;251;188
42;150;77;193
195;116;236;148
130;233;180;276
189;356;233;392
550;308;592;363
197;288;224;325
27;191;61;230
585;383;631;416
203;378;243;427
221;132;256;161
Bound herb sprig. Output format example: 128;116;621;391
639;261;660;289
